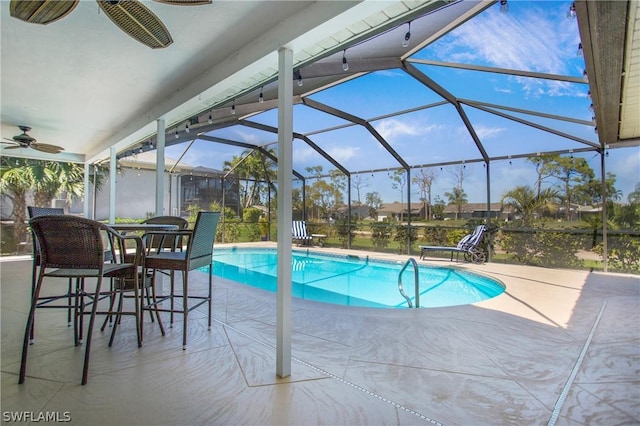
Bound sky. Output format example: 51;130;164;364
166;0;639;205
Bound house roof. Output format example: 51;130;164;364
380;202;424;214
443;202;503;213
117;150;189;172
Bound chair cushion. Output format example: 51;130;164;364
145;251;187;271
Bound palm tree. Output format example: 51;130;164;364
224;148;277;209
31;161;85;207
501;185;558;225
627;183;640;204
1;158;88;247
444;186;468;220
0;158;35;244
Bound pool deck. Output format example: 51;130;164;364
1;242;638;425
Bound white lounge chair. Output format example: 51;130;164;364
419;224;486;264
292;221;313;246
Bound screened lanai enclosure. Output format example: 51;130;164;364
104;1;638;273
1;1;638;273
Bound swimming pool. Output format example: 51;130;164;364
211;248;505;308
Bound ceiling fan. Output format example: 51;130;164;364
2;126;65;154
9;0;211;49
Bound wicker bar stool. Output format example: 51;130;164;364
20;215;145;385
26;206;66;343
142;211;220;349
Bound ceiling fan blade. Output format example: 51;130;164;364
97;0;173;49
10;0;79;25
32;143;64;154
153;0;211;5
3;145;23;150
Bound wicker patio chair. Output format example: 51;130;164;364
141;216;189;253
142;211;220;349
20;215;145;385
26;206;66;343
116;215;188;331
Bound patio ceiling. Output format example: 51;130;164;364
1;0;638;166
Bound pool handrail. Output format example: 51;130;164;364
398;258;420;308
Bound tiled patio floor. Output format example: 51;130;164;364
1;243;638;425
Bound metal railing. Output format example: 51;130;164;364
398;258;420;308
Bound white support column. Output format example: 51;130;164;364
156;118;166;216
276;46;293;378
83;162;90;218
109;146;116;224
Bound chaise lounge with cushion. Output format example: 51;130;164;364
419;224;487;264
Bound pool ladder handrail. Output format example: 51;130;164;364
398;258;419;308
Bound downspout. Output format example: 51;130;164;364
221;177;226;244
347;174;352;249
406;168;411;255
83;162;90;218
302;178;306;220
601;150;608;272
109;147;116;224
486;160;492;262
156;118;166;216
92;163;98;220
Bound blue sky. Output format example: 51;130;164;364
167;1;639;205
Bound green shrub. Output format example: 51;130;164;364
595;234;640;273
497;226;584;268
335;217;356;248
393;225;418;254
422;227;448;245
370;222;393;250
243;207;262;241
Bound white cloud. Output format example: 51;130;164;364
453;8;567;74
232;129;263;145
293;145;317;163
376;70;405;78
327;145;360;163
375;118;422;140
374;118;445;149
474;125;506;140
439;5;581;98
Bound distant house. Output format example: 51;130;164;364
333;204;370;220
180;165;240;217
443;203;506;220
561;203;602;221
86;152;239;220
378;202;425;221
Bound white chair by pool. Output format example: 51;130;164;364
292;221;313;246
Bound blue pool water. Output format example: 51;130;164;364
211;248;505;308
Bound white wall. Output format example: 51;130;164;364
93;168;179;221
